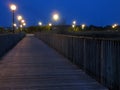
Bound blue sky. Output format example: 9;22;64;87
0;0;120;27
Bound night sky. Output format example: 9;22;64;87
0;0;120;27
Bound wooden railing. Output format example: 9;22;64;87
35;32;120;90
0;33;25;57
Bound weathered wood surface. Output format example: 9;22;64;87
35;33;120;90
0;35;108;90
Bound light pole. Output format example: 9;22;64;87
81;24;86;30
73;21;76;25
17;15;22;31
52;13;60;25
21;19;25;23
53;13;59;21
38;22;42;26
23;22;26;31
112;24;118;31
21;19;25;31
72;24;75;28
49;23;52;27
49;23;52;30
23;23;26;26
72;20;76;31
10;4;17;33
20;25;23;31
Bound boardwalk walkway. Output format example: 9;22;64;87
0;35;108;90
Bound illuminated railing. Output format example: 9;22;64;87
35;32;120;90
0;33;25;57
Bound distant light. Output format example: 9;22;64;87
73;21;76;25
49;23;52;26
23;23;26;26
20;25;23;28
53;13;59;21
13;23;17;27
17;15;22;21
82;24;86;29
38;22;42;26
10;4;17;11
21;20;25;23
114;24;118;27
112;25;115;29
112;24;118;29
72;24;75;28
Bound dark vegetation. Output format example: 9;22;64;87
1;25;120;38
26;25;120;38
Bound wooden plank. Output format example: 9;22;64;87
0;35;108;90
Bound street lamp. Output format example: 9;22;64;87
17;15;22;21
13;23;17;27
73;21;76;25
10;4;17;33
48;23;52;30
21;19;25;23
38;22;42;26
17;15;22;31
23;23;26;26
21;20;26;31
49;23;52;27
72;24;75;28
81;24;86;30
112;24;118;28
53;13;59;21
20;25;23;31
112;24;118;30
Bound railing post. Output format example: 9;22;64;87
83;38;86;72
35;33;120;90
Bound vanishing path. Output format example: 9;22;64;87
0;35;108;90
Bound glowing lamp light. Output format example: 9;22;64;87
72;24;75;28
82;24;86;29
112;25;115;29
114;24;118;27
49;23;52;26
38;22;42;26
13;23;17;27
112;24;118;29
20;25;23;28
73;21;76;25
53;13;59;21
21;20;25;23
10;4;17;11
23;23;26;26
17;15;22;21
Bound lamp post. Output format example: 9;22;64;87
17;15;22;31
23;22;26;31
10;4;17;33
73;21;76;25
49;23;52;30
112;24;118;28
112;24;118;31
21;19;25;23
72;24;75;28
21;19;26;31
72;20;76;31
20;25;23;31
38;22;42;26
23;23;26;26
52;13;60;25
49;23;52;27
81;24;86;30
53;13;59;21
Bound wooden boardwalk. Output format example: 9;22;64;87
0;35;108;90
